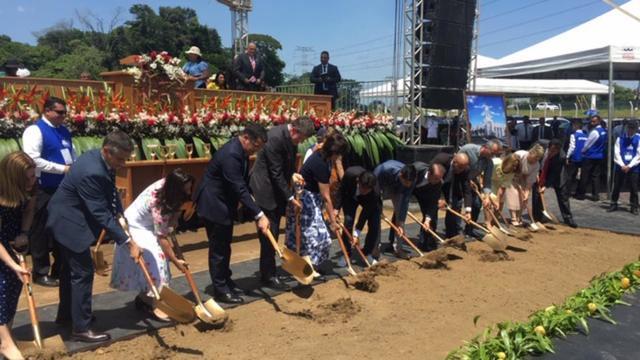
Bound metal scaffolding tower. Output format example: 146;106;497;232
402;0;425;144
217;0;253;57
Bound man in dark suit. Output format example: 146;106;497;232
47;130;139;343
431;152;472;238
532;117;553;144
532;139;577;228
412;161;446;251
310;51;342;110
336;167;380;263
249;117;315;290
233;42;265;91
195;123;270;304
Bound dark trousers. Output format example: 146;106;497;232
257;208;283;280
30;188;59;277
57;243;94;332
576;158;604;198
565;161;581;196
611;169;639;207
532;181;573;222
204;220;234;294
414;184;440;251
444;199;464;239
342;197;381;256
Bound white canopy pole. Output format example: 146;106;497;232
607;54;614;199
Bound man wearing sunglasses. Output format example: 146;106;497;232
22;96;75;287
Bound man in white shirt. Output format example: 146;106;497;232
422;116;439;144
22;96;74;287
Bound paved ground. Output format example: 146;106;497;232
10;193;640;356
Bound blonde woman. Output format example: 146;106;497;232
507;144;544;225
0;152;37;360
489;153;520;226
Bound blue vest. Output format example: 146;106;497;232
35;119;73;189
618;133;640;173
570;130;587;163
584;126;607;160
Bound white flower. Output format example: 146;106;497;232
150;62;158;70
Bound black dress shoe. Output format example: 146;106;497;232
607;204;618;212
564;218;578;228
55;314;96;326
260;276;291;291
215;292;244;304
34;275;59;287
226;281;244;295
71;329;111;343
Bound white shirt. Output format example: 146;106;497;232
22;117;72;177
424;118;438;138
614;136;640;168
582;125;602;153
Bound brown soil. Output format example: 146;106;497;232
67;226;640;360
477;250;513;262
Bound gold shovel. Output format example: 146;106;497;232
265;229;315;285
337;222;371;267
334;229;358;276
382;217;424;258
119;217;196;323
538;186;559;225
406;212;467;251
92;230;110;276
445;206;508;252
16;254;66;355
169;233;227;325
469;183;515;237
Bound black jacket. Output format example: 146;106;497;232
310;63;341;97
430;152;472;207
539;150;567;188
47;149;127;253
194;137;261;225
250;125;296;212
233;53;266;91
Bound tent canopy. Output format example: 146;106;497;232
359;77;609;98
478;0;640;79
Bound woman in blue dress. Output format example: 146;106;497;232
286;131;348;272
0;152;37;360
183;46;210;89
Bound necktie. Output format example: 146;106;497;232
250;57;256;71
109;171;118;215
322;65;328;91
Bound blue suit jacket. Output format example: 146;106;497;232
47;149;128;253
194;137;261;225
373;160;415;224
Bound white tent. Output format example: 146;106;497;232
478;0;640;80
359;77;608;97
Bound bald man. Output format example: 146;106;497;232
233;42;265;91
431;152;472;238
413;161;446;251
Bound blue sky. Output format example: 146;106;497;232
0;0;627;81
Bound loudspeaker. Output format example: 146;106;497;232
395;144;455;165
420;0;477;110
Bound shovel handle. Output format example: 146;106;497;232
382;217;424;257
337;222;371;268
406;212;445;244
334;228;356;275
294;192;302;255
183;268;204;305
19;255;43;349
264;229;284;258
445;206;491;234
95;229;106;251
137;258;161;300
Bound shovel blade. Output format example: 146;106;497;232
195;301;228;325
542;210;558;223
17;335;66;355
481;233;507;252
281;247;315;285
157;286;196;323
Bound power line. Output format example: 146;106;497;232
481;0;552;22
481;18;586;48
482;0;601;36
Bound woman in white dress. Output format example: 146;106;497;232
111;169;194;321
506;144;544;225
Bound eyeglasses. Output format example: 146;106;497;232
53;110;67;116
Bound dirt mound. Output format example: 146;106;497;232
418;259;449;270
368;260;398;276
514;233;533;241
443;234;467;251
315;297;361;324
347;272;380;292
477;250;512;262
23;349;67;360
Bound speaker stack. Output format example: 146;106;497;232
421;0;477;110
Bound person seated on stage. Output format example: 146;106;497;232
286;131;348;274
0;152;37;360
508;144;544;227
110;169;194;322
430;152;472;239
412;161;446;252
609;120;640;215
335;166;380;265
533;139;577;228
374;160;418;258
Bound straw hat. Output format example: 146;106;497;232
185;46;202;57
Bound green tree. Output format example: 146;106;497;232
249;33;286;87
32;41;107;79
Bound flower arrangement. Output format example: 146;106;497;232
124;51;187;84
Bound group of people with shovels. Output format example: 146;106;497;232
0;113;583;359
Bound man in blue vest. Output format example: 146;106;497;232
22;96;74;287
566;119;587;198
576;115;607;201
608;120;640;214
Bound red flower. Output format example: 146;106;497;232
204;112;213;124
190;114;198;125
147;118;156;126
167;112;176;123
149;51;158;59
73;114;85;124
0;111;5;119
20;112;30;121
119;113;128;122
96;113;105;122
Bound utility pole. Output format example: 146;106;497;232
216;0;253;57
294;46;314;75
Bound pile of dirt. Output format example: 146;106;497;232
22;348;67;360
418;259;449;269
514;233;533;241
443;234;467;251
477;250;512;262
368;260;398;276
284;297;361;324
347;271;379;292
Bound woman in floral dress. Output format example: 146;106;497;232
0;152;37;360
111;169;194;321
286;132;348;273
